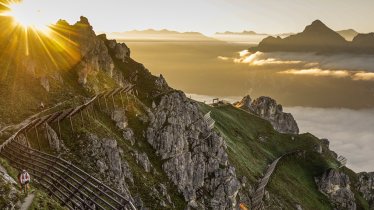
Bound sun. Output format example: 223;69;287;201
5;0;51;34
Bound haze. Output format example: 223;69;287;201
17;0;374;35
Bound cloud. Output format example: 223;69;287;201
217;56;230;61
279;68;350;78
279;69;374;81
232;51;303;66
285;107;374;172
352;72;374;81
220;51;374;81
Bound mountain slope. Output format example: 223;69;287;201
0;11;373;210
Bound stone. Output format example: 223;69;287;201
111;109;128;130
134;151;152;173
122;128;135;145
315;169;356;210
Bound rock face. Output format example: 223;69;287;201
44;124;67;153
357;172;374;209
69;17;131;86
147;91;240;209
134;151;153;173
235;95;299;134
315;169;356;210
76;133;133;202
0;164;21;209
233;95;252;109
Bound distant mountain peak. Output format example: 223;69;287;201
303;20;333;34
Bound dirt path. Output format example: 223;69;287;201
20;193;35;210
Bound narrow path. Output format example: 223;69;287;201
251;151;301;210
20;193;35;210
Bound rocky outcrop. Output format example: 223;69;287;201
147;91;240;209
0;164;21;209
315;169;356;210
71;17;115;85
357;172;374;209
106;39;131;62
76;133;133;201
233;95;252;110
134;151;152;173
235;95;299;134
44;124;67;153
111;109;129;130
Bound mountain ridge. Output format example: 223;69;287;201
254;20;374;54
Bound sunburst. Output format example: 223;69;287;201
0;0;81;73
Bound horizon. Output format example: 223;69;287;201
6;0;374;36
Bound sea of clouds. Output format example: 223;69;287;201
286;107;374;173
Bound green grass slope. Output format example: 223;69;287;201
198;103;368;210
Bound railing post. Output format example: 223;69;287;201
35;125;41;150
120;91;125;110
69;116;74;131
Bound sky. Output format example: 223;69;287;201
10;0;374;35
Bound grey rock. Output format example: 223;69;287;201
155;74;168;90
44;123;67;152
236;96;299;134
107;40;131;61
123;128;135;145
315;169;356;210
0;164;21;210
147;91;240;209
111;109;128;130
357;172;374;209
73;17;115;85
134;151;152;173
295;204;303;210
76;133;134;202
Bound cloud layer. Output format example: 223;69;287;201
286;107;374;172
219;50;374;81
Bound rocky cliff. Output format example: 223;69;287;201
316;169;356;210
358;172;374;209
235;95;299;134
147;91;240;209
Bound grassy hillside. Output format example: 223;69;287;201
197;103;368;210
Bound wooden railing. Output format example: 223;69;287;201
0;85;137;210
